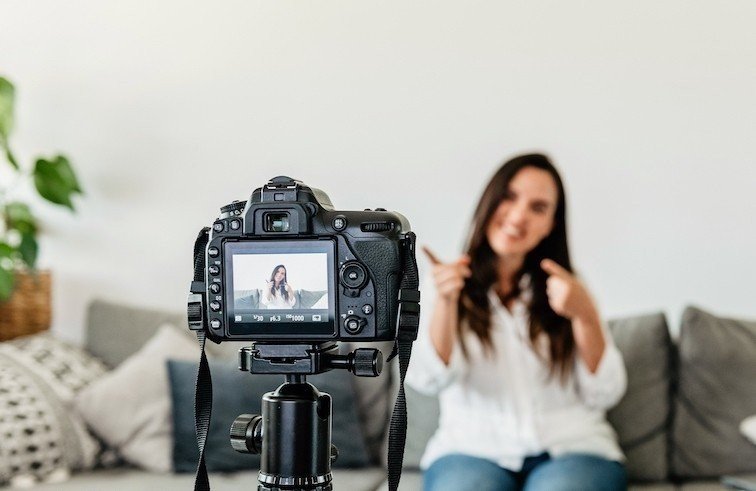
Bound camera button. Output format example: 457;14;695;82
209;283;221;294
332;216;347;231
210;301;221;312
344;315;365;334
208;247;219;258
362;304;373;315
213;221;224;233
340;262;367;289
210;319;221;329
229;219;241;231
209;265;220;275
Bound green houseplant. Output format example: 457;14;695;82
0;76;83;304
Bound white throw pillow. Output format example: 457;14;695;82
0;333;107;486
73;324;199;472
742;415;756;445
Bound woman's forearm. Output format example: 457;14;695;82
429;297;460;365
572;309;606;373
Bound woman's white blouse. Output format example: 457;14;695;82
260;288;296;309
406;278;627;471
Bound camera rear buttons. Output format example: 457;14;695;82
344;315;367;334
210;301;222;312
362;304;372;315
212;221;224;233
209;265;220;276
229;219;241;231
209;283;221;294
339;262;367;289
210;319;221;329
332;216;347;231
208;247;219;257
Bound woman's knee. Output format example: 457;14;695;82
523;453;627;491
424;454;518;491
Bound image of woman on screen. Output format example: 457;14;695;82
261;264;296;309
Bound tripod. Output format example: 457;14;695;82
229;342;382;491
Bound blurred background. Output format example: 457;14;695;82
1;0;755;342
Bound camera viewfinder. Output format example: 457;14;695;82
264;212;290;232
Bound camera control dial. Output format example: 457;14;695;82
339;262;368;290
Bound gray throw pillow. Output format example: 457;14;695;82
74;324;199;473
607;312;672;482
671;306;756;478
297;290;327;309
234;290;260;310
168;359;372;472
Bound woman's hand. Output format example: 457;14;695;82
422;246;469;365
541;258;605;372
423;246;471;303
540;259;598;322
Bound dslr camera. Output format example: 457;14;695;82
186;176;419;491
188;175;415;345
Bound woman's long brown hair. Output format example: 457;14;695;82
458;153;576;380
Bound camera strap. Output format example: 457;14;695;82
190;227;212;491
385;231;420;491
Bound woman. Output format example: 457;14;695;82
261;264;296;309
407;154;627;491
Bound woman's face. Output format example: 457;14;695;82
485;167;558;260
274;267;286;283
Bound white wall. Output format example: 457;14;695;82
1;1;755;342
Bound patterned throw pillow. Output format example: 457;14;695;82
0;333;108;486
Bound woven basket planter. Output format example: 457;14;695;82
0;270;52;341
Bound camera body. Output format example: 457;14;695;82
189;176;412;344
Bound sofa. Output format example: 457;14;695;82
0;300;754;490
234;289;328;310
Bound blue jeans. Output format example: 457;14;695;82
424;453;627;491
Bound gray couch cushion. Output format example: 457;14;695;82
671;306;756;478
401;312;673;482
607;312;672;482
233;289;326;309
403;383;439;469
85;300;186;367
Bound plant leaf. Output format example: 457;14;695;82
0;241;14;300
0;76;14;140
0;265;14;301
18;232;38;269
1;139;19;170
33;155;83;210
3;202;37;235
0;241;14;259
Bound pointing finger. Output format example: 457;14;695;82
422;246;442;265
541;259;571;279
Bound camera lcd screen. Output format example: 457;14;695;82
223;239;337;338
